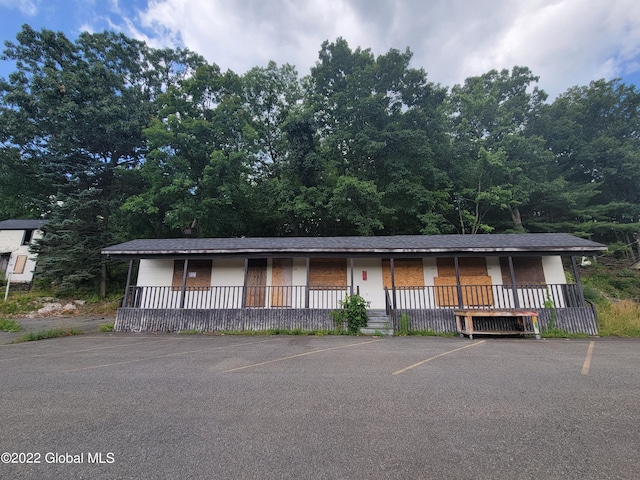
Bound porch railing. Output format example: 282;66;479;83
122;285;349;310
121;283;582;310
394;283;583;310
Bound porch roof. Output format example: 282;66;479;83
0;219;47;230
101;233;607;259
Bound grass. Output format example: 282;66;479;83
12;327;84;343
0;317;22;332
597;300;640;337
0;291;49;316
98;322;114;332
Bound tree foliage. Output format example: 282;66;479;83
1;27;639;294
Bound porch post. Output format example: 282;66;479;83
349;258;354;297
571;256;586;307
242;258;248;308
508;256;520;308
179;259;189;308
305;257;310;308
390;257;397;310
123;259;134;307
454;256;464;308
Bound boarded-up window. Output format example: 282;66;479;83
435;257;493;307
13;255;27;274
382;259;424;288
436;257;488;277
245;259;267;307
172;260;212;289
309;259;347;288
271;258;293;307
500;257;545;285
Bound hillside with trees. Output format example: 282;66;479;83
1;26;639;294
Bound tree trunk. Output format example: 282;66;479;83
510;206;525;232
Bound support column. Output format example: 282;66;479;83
123;259;134;307
571;256;586;307
305;257;310;308
454;256;464;308
390;257;397;310
241;258;248;308
508;256;520;308
179;259;189;308
349;258;354;297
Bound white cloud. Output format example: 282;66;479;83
114;0;640;97
0;0;39;16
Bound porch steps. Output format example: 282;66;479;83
361;310;394;336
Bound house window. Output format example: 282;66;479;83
500;257;545;285
0;253;10;274
434;257;494;307
22;230;34;245
309;259;347;288
171;260;212;289
382;259;425;288
13;255;28;274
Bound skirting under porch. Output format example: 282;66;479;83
114;306;599;335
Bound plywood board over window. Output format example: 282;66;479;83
245;259;267;307
500;257;545;285
271;258;292;307
382;259;424;288
13;255;27;274
435;257;493;307
172;260;212;289
309;259;347;288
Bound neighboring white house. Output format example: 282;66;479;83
0;219;47;283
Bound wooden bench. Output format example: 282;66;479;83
454;309;541;340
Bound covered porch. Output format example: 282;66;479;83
103;234;607;335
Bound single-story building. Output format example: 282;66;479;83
0;219;47;284
102;233;607;335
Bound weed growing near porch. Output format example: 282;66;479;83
98;322;114;332
330;294;369;335
0;318;22;332
12;327;84;343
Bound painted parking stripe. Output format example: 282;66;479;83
581;341;595;375
220;339;380;373
58;338;280;373
392;340;486;375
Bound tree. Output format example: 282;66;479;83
31;189;111;295
446;66;550;233
531;79;640;243
1;26;203;292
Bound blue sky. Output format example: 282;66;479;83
1;0;640;99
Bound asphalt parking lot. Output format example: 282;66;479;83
0;333;638;480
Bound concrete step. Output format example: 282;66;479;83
361;310;394;336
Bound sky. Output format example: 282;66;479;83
1;0;639;99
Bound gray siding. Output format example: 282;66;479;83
115;308;337;333
115;306;598;336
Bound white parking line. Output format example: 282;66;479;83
392;340;486;375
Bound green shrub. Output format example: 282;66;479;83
330;294;369;335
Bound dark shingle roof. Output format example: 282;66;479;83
0;219;48;230
102;233;607;258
